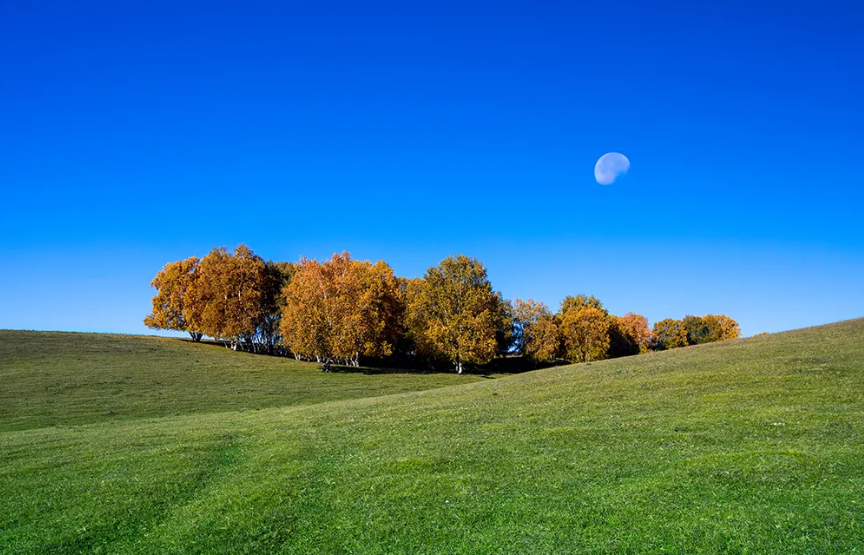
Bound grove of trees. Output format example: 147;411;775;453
145;246;741;372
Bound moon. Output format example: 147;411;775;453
594;152;630;185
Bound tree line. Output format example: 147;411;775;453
145;245;740;372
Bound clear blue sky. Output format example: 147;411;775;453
2;0;862;337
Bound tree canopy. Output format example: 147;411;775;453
144;256;203;341
407;255;502;373
560;305;611;363
512;299;560;364
280;253;402;368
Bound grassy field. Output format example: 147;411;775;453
1;321;863;553
0;331;496;432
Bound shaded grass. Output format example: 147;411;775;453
1;319;863;553
0;331;496;432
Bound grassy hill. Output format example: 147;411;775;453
0;331;495;432
2;320;863;553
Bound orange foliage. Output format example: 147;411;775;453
610;312;653;356
145;247;744;366
279;253;402;367
143;256;203;341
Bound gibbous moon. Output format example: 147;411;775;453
594;152;630;185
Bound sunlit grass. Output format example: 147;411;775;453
1;320;863;553
0;331;494;432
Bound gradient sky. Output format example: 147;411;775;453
2;0;863;337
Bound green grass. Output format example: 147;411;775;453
2;320;863;553
0;331;496;432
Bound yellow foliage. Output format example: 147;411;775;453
702;314;741;341
560;306;610;363
407;255;498;373
652;318;688;350
513;298;560;363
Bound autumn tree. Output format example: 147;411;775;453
278;257;328;362
144;256;204;341
191;245;269;350
652;318;687;350
531;316;561;363
280;253;403;368
609;312;652;357
513;298;547;354
512;298;560;363
559;306;610;363
406;255;500;373
557;295;611;363
560;294;607;315
701;314;742;342
716;314;741;340
623;313;653;352
360;259;405;359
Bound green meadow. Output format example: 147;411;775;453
0;331;494;433
2;320;863;554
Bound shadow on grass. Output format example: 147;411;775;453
325;365;450;376
177;338;570;376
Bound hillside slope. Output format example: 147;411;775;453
0;331;494;432
2;319;863;554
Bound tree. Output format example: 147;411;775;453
279;257;329;362
280;253;403;368
682;315;710;345
652;318;687;350
609;312;652;357
144;256;204;341
530;315;561;363
623;313;653;353
359;259;405;359
406;255;499;373
513;298;546;354
191;245;268;350
512;298;560;363
702;314;741;342
560;294;607;315
559;306;610;363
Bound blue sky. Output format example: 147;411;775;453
2;0;862;337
